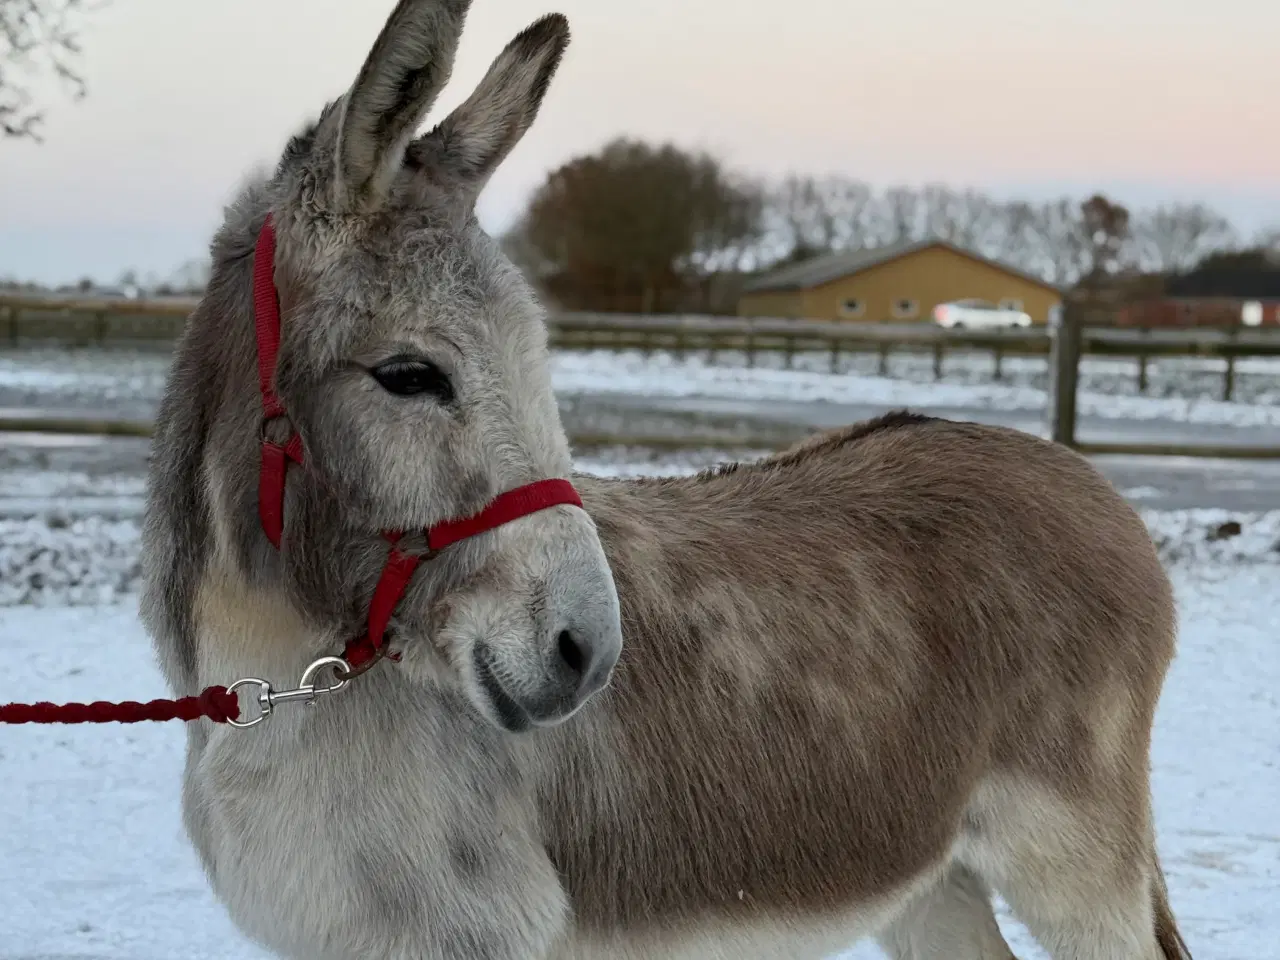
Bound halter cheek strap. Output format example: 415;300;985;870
251;217;303;550
251;213;584;671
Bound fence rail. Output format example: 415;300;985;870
6;294;1280;357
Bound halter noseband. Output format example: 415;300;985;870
251;213;584;673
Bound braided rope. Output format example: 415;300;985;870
0;687;240;725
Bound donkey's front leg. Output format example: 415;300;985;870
343;834;573;960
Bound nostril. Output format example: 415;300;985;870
557;628;587;678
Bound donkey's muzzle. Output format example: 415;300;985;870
472;624;619;732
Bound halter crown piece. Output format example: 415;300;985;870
251;213;585;673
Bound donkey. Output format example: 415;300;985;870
140;1;1193;958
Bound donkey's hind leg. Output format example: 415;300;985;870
876;864;1016;960
964;775;1171;960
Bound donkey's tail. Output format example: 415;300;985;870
1150;848;1193;960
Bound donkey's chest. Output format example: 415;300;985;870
182;709;568;960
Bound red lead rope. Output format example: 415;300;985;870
0;689;241;725
1;212;585;727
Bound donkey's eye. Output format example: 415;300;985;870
370;359;454;402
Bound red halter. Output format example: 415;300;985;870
1;214;585;728
252;213;583;673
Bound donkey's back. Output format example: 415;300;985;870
545;412;1189;959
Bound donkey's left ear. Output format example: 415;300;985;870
408;13;570;202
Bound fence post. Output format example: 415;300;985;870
1047;302;1082;447
992;341;1004;381
933;341;944;380
1136;352;1148;393
829;338;840;373
1222;326;1237;402
877;341;890;376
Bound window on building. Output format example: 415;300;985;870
839;298;865;318
891;298;919;319
998;298;1023;311
1242;301;1263;327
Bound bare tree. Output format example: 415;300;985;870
749;174;1247;295
917;183;974;246
1020;198;1090;286
860;184;997;250
1254;225;1280;262
763;174;873;262
684;167;766;276
873;186;923;245
2;0;97;140
1076;193;1133;283
977;198;1047;276
910;184;1031;262
1131;203;1238;273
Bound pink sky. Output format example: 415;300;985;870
2;0;1277;283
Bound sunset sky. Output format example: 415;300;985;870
2;0;1277;284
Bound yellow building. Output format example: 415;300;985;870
737;239;1063;324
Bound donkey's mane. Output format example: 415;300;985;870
595;409;940;491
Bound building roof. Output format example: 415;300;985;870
1165;268;1280;300
741;238;1063;295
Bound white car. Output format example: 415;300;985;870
933;299;1032;329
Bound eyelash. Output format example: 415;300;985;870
369;358;455;403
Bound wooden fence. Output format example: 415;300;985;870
5;294;1280;401
2;294;1279;458
1045;304;1280;459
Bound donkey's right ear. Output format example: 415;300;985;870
332;0;473;212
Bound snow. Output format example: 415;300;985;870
1;603;273;960
0;350;169;401
0;514;142;605
2;469;147;500
2;446;1278;958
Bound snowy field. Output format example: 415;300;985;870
553;348;1280;429
2;442;1278;960
2;344;1279;428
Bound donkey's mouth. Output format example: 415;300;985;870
471;644;532;733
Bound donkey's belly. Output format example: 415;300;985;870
550;855;947;960
553;900;917;960
182;710;570;960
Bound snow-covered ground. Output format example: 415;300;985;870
554;349;1280;429
3;344;1279;428
2;445;1278;959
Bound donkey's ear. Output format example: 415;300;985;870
333;0;473;211
408;13;570;202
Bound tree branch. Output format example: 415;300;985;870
1;0;99;141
